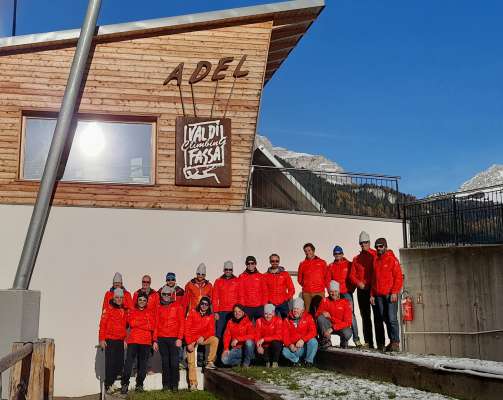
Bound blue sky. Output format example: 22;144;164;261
1;0;502;197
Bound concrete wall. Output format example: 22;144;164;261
0;204;403;396
400;245;503;362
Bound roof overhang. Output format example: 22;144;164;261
0;0;324;85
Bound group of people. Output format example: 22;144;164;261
98;231;403;394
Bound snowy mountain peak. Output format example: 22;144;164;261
460;164;503;191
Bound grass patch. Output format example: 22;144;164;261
386;391;397;399
128;389;217;400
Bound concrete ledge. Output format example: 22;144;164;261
204;369;282;400
316;349;503;400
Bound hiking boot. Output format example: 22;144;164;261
385;342;400;352
206;361;216;370
135;385;144;392
354;339;363;348
340;342;349;349
318;337;331;350
303;361;314;368
105;386;114;395
271;362;279;369
189;384;198;391
291;362;300;368
120;385;128;395
377;344;385;352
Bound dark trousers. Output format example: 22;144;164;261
357;288;385;347
158;338;181;390
375;295;400;342
317;316;352;347
215;311;232;338
258;340;283;363
243;305;264;322
105;339;124;388
274;301;290;319
121;343;150;387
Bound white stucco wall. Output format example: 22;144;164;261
0;205;403;396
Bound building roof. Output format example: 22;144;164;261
0;0;324;85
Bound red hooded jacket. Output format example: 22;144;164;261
297;256;328;293
371;250;403;296
264;267;295;305
255;316;284;344
238;269;268;307
351;248;377;289
154;301;185;341
99;302;127;342
132;288;160;312
283;311;317;346
316;297;352;331
213;275;240;312
126;307;155;345
102;288;133;311
184;309;215;344
325;258;354;294
223;315;255;351
184;279;213;311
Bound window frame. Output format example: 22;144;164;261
19;111;158;186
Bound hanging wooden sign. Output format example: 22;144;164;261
175;117;231;187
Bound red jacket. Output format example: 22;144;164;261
255;316;283;344
184;279;213;311
264;267;295;305
238;270;268;307
157;285;185;307
184;310;215;344
326;258;354;294
297;256;328;293
283;312;317;346
132;288;160;312
213;275;240;312
102;288;133;311
371;250;403;296
316;297;352;331
126;307;155;345
154;302;185;341
99;303;127;342
223;315;255;351
351;249;377;289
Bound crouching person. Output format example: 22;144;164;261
255;304;283;368
221;304;255;367
316;281;352;349
282;298;318;367
185;296;218;391
99;288;128;394
121;293;155;394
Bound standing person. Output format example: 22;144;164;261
351;231;384;350
213;261;240;339
239;256;268;322
264;254;295;318
316;281;353;349
102;272;133;311
153;286;185;392
282;298;318;367
161;272;185;306
184;297;218;390
370;238;403;352
221;304;256;367
99;288;128;394
120;293;155;394
326;246;361;347
297;243;327;314
185;263;213;311
132;275;159;312
255;304;283;368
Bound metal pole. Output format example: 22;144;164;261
12;0;17;36
12;0;102;290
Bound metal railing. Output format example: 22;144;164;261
247;165;404;219
403;185;503;247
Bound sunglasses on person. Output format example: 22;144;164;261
224;268;233;271
200;302;210;307
142;280;151;284
359;241;370;245
166;278;176;282
376;244;385;249
161;293;171;297
196;273;206;276
246;261;256;265
270;259;280;263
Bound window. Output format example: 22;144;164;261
21;115;155;185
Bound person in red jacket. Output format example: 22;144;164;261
98;288;128;394
351;231;384;350
160;272;185;306
213;261;240;338
184;296;218;390
120;293;155;394
221;304;256;367
326;246;361;347
255;304;283;367
132;275;159;312
282;298;318;367
264;254;295;318
153;285;185;392
239;256;268;322
316;280;353;349
102;272;133;311
370;238;403;352
297;243;327;315
184;263;213;311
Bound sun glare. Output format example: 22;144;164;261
78;122;106;157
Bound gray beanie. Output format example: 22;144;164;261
264;303;275;314
112;272;123;284
329;280;340;292
223;260;234;270
161;285;174;295
359;231;370;243
292;297;305;310
113;288;124;297
196;263;207;275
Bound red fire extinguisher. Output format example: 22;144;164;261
402;291;414;322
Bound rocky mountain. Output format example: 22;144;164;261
460;164;503;191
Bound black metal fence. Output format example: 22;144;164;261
403;185;503;247
247;165;405;219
